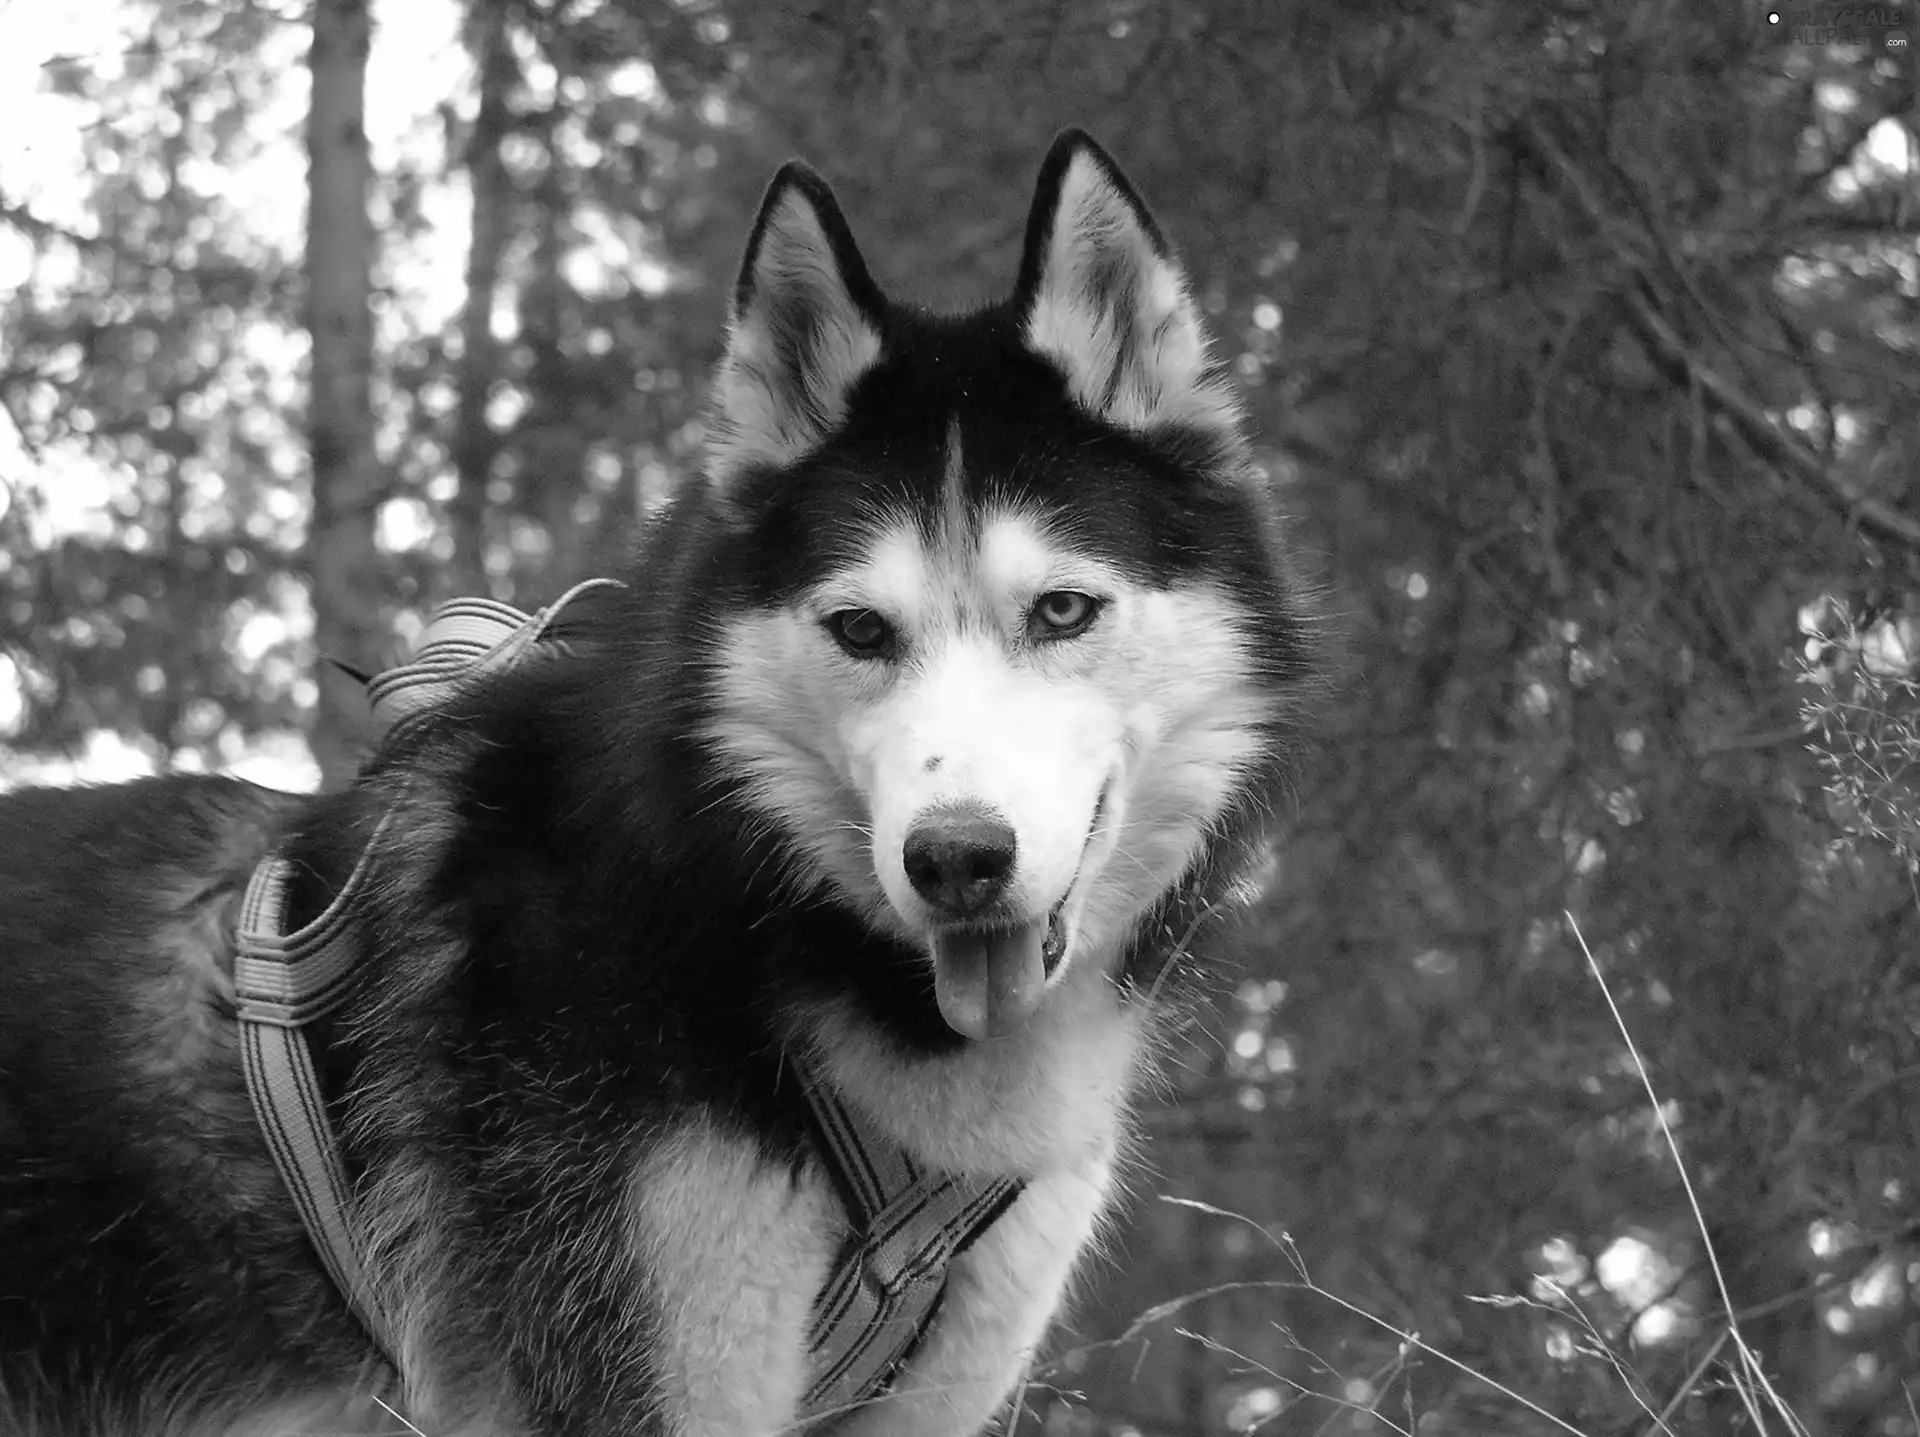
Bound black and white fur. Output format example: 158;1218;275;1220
0;131;1314;1437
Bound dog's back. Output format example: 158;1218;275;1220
0;777;376;1435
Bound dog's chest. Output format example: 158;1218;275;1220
629;1118;1113;1437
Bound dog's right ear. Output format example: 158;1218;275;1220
706;165;886;489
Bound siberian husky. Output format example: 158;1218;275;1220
0;130;1315;1436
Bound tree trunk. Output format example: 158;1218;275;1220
447;0;517;602
304;0;380;790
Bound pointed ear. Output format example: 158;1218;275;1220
707;164;885;487
1014;130;1244;454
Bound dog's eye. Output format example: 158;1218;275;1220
826;608;897;659
1029;590;1101;641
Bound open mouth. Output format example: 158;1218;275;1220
1041;902;1067;974
929;916;1050;1042
1040;775;1109;976
928;778;1112;1041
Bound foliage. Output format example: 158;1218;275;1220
1803;600;1920;881
1;0;309;776
3;0;1918;1431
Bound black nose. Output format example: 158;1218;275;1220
902;808;1016;918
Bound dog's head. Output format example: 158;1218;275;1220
696;132;1307;1041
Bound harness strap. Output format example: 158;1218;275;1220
235;579;621;1361
236;579;1026;1417
798;1082;1023;1420
365;585;620;738
236;851;392;1350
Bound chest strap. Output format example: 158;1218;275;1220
234;584;1022;1417
798;1080;1021;1421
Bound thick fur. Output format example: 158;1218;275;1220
0;131;1314;1437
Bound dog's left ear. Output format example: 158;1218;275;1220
1013;131;1243;454
707;164;886;488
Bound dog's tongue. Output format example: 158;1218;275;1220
931;923;1047;1040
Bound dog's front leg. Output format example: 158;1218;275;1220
630;1122;848;1437
828;1156;1113;1437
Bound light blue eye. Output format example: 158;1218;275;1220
1029;591;1101;640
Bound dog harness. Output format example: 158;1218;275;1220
234;586;1022;1423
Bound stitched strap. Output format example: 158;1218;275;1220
235;582;619;1362
236;855;392;1349
798;1077;1024;1420
367;582;623;738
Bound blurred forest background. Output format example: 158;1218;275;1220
3;0;1919;1432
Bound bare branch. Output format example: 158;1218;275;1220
1620;286;1920;548
1516;116;1920;551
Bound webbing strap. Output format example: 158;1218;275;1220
234;580;619;1362
366;585;623;739
236;577;1026;1417
798;1082;1023;1420
236;854;391;1349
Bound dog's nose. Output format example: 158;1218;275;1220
902;808;1016;918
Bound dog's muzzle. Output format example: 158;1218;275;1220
903;786;1108;1041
